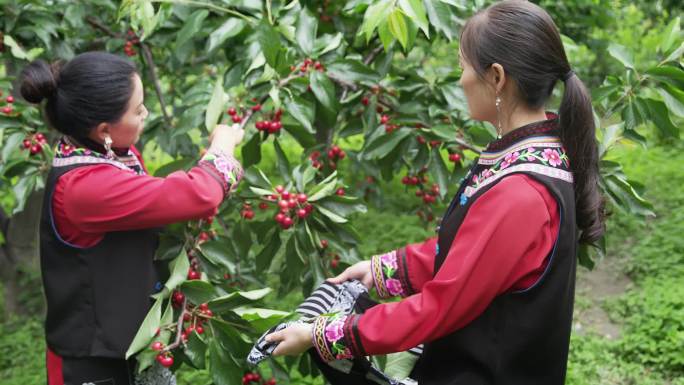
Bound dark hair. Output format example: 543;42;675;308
460;0;605;244
20;51;138;139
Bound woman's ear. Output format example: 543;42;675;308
490;63;506;94
91;122;111;143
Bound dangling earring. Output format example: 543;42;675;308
104;135;115;159
495;95;503;139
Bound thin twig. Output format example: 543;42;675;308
86;16;119;37
164;297;188;352
363;45;385;66
150;0;257;24
140;43;173;128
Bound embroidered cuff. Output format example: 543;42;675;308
199;150;243;195
371;249;413;298
311;313;364;363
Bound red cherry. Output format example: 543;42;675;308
183;313;192;322
449;153;461;163
199;232;210;241
203;309;213;317
281;191;291;200
338;150;346;159
310;151;320;160
151;341;164;351
228;107;237;116
242;210;255;220
275;109;283;120
332;145;341;155
205;216;214;225
416;190;424;197
157;354;174;368
187;269;201;280
22;139;31;149
417;136;426;144
320;240;328;248
232;115;242;123
275;185;285;193
270;121;282;131
6;95;14;103
296;193;308;203
380;115;390;124
304;58;313;66
275;213;285;223
401;176;409;185
304;204;314;214
314;61;323;71
30;143;42;155
296;209;307;218
330;258;339;268
278;200;290;210
281;216;293;229
287;199;298;209
361;97;369;106
327;149;335;159
265;379;277;385
335;188;345;196
255;121;264;130
430;140;441;147
259;202;269;210
2;106;12;114
195;325;204;334
252;104;262;112
172;291;185;304
411;176;420;185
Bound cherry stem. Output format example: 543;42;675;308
164;297;188;352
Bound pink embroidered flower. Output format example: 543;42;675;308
542;148;562;167
214;157;234;177
472;174;479;184
385;278;404;296
61;144;74;156
335;347;353;360
524;147;536;161
324;318;346;343
481;168;494;179
500;151;520;169
380;253;397;270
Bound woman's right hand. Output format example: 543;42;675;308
327;260;373;290
209;123;244;156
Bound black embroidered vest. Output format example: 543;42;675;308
413;117;578;385
40;138;159;358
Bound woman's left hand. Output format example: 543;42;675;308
266;322;314;356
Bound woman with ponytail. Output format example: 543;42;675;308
21;52;245;385
266;1;604;384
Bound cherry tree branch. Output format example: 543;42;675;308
164;297;188;352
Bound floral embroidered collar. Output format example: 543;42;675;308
53;136;145;175
458;113;573;205
484;112;559;153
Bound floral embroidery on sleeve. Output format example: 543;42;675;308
311;313;355;362
371;250;411;298
199;149;243;195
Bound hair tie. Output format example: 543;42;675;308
561;70;575;82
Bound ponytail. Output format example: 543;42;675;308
559;74;605;244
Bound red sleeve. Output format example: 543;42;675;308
53;165;225;247
311;175;559;359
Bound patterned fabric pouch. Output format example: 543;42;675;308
247;280;421;385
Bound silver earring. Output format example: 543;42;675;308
104;135;114;159
495;95;503;139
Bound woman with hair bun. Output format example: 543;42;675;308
266;1;605;384
21;51;244;385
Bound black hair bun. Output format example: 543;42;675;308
20;60;60;104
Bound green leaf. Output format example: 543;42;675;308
663;41;684;63
12;174;37;214
175;10;209;48
184;331;207;369
234;307;291;334
241;132;262;168
154;157;196;177
3;35;28;60
309;71;338;112
314;33;343;56
646;65;684;84
209;318;251;356
642;98;680;138
363;128;412;159
2;132;24;162
207;18;246;53
296;7;318;55
430;147;449;199
326;59;381;84
209;340;241;385
384;351;420;380
607;43;635;70
656;84;684;117
258;20;283;69
180;280;216;305
308;171;338;201
285;96;315;133
388;9;409;50
125;296;163;359
273;138;291;182
165;249;190;292
424;0;457;40
660;16;681;54
207;288;272;313
199;241;236;272
316;205;347;223
359;0;394;43
377;20;394;52
205;73;226;131
256;230;281;272
398;0;429;38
